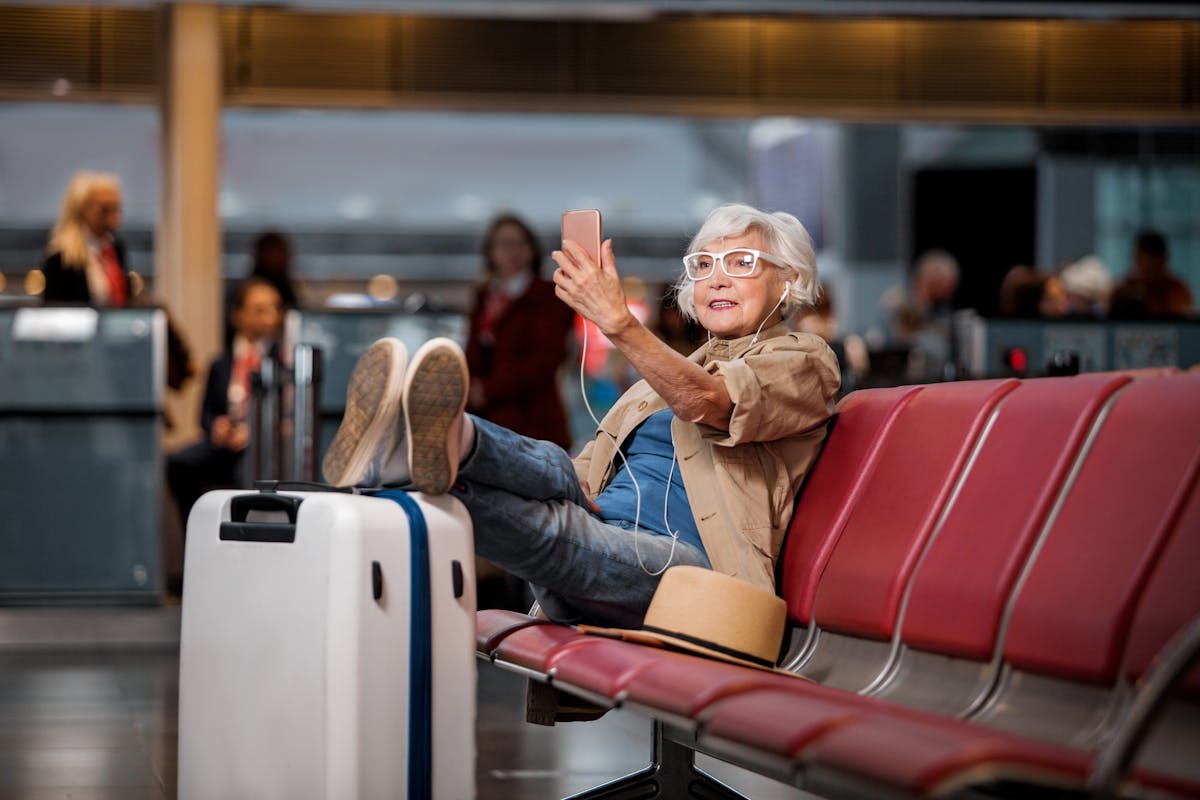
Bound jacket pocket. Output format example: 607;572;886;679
711;446;777;559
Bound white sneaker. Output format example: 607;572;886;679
322;337;408;488
403;338;469;495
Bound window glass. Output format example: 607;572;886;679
1096;164;1200;296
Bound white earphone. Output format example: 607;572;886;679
751;280;792;345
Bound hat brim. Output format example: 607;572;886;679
576;624;799;675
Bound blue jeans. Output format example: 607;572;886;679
449;416;710;628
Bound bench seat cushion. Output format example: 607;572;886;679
619;652;813;719
548;637;678;700
700;687;864;758
491;622;607;675
475;608;547;656
800;709;1092;796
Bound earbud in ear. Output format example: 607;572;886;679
781;281;791;302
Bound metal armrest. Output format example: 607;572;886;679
1089;615;1200;798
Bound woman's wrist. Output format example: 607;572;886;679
600;307;639;339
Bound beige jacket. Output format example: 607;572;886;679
573;323;841;592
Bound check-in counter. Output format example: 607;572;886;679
0;306;165;602
955;313;1200;378
283;308;467;471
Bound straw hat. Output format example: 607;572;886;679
579;566;788;670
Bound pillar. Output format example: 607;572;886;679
157;3;222;445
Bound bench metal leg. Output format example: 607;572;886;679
564;720;749;800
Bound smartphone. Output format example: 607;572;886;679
561;209;602;265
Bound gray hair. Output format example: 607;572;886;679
672;203;818;323
1060;255;1112;306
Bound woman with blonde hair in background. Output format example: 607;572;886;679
41;171;131;306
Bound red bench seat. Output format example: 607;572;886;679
474;371;1200;799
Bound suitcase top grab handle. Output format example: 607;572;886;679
219;492;304;543
253;479;353;494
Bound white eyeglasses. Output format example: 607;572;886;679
681;248;784;281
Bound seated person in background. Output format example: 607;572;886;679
42;171;131;307
791;283;869;395
885;248;960;342
999;265;1068;319
884;248;960;381
168;278;283;527
321;203;841;629
1110;230;1194;318
1058;255;1112;318
1039;272;1070;318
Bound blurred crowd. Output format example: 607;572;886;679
36;172;1197;403
24;169;1199;601
998;231;1193;322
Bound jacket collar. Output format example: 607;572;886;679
692;322;789;365
487;270;533;299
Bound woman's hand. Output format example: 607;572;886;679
579;480;601;513
555;236;734;430
551;239;635;337
210;415;249;452
210;415;234;448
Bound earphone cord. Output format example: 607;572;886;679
579;320;679;577
750;282;791;346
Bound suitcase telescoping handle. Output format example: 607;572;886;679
219;493;304;543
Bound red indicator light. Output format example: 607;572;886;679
1006;347;1028;373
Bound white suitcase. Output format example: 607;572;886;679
178;485;476;800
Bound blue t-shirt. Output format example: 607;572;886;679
595;409;706;557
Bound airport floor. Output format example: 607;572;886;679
0;606;811;799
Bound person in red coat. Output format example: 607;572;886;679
465;214;575;450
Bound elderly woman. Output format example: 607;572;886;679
323;203;840;628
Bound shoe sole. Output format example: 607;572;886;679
322;338;407;487
404;338;469;495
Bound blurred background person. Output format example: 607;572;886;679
1038;272;1070;318
1110;229;1194;318
247;230;298;310
41;171;130;307
999;265;1068;318
465;213;575;450
603;276;653;397
883;248;961;381
569;280;654;445
465;213;575;611
167;277;283;530
226;230;298;347
655;296;706;357
1058;255;1113;318
791;283;869;394
886;248;961;341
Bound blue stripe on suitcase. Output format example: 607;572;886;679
374;489;432;800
